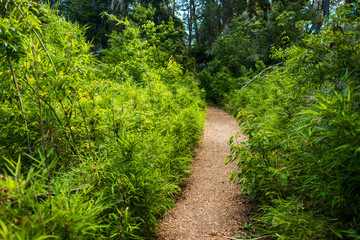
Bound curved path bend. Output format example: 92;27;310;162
157;106;254;240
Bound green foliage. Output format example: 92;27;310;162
58;0;186;52
0;155;109;239
102;5;188;72
0;1;205;238
197;10;275;105
58;0;111;50
196;0;342;106
225;3;360;239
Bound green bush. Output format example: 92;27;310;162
0;1;205;238
226;3;360;239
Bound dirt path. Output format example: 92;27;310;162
156;106;254;240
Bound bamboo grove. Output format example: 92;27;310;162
0;1;205;238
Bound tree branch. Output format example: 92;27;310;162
238;62;284;93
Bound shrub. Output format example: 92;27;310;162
0;2;205;238
226;3;360;239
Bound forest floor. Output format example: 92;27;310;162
156;106;255;240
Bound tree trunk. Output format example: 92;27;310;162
192;0;199;45
322;0;330;17
188;0;193;48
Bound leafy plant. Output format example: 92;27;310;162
0;2;205;238
225;3;360;239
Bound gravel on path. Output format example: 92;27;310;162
156;106;255;240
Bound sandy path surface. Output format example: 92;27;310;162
156;106;254;240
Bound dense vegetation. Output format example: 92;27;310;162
0;1;205;238
1;0;360;238
198;1;360;239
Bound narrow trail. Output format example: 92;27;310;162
156;106;254;240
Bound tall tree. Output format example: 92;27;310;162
187;0;199;47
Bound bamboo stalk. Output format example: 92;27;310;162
21;77;64;127
31;45;52;215
77;100;92;154
8;57;32;153
60;100;79;156
12;0;58;77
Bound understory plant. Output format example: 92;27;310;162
0;1;205;238
225;3;360;239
